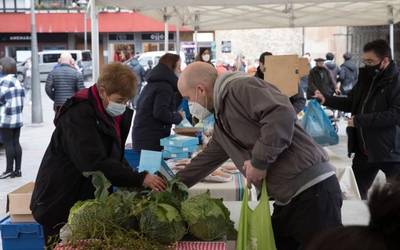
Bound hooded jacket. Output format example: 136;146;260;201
177;72;335;204
30;85;147;229
339;60;358;94
132;63;183;151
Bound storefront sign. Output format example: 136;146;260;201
221;41;231;53
142;33;174;41
109;34;134;41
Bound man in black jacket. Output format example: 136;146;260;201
314;39;400;199
308;58;338;99
31;63;165;244
255;51;306;114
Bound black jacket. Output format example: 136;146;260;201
132;63;183;151
308;66;336;99
255;67;306;114
325;62;400;163
30;86;147;228
338;60;358;94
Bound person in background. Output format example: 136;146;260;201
246;59;257;76
216;60;228;75
256;51;306;114
338;52;358;95
131;53;184;166
177;62;342;250
306;180;400;250
314;39;400;199
23;58;32;103
31;63;165;244
45;52;85;115
144;60;154;78
325;52;341;93
0;57;25;179
307;58;337;99
128;57;146;109
195;48;213;65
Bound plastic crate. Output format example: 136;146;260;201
0;216;44;250
124;149;140;171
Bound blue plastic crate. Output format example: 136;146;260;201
124;149;140;171
0;217;44;250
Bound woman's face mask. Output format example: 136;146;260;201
202;54;211;62
99;87;129;117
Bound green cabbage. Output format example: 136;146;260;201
140;203;187;244
181;192;236;241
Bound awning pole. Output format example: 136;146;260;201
176;22;181;53
389;5;395;59
90;0;100;80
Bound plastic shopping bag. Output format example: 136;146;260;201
300;99;339;146
236;180;276;250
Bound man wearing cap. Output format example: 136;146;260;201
307;58;337;99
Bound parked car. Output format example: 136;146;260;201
124;51;187;72
16;60;28;83
38;50;92;82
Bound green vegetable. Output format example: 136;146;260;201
150;178;189;209
181;192;236;241
140;203;187;244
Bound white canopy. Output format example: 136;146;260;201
95;0;400;30
89;0;399;79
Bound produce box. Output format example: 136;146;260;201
160;135;199;147
0;216;44;250
6;182;35;222
163;145;199;154
174;127;202;137
163;150;191;160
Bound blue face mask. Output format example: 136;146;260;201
106;101;126;117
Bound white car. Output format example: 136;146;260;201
38;50;92;82
133;51;187;71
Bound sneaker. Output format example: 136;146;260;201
13;171;22;178
0;171;13;179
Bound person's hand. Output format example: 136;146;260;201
143;174;167;192
313;90;326;105
347;116;355;127
335;88;341;95
243;160;266;188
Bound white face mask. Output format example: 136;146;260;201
106;101;126;117
188;89;211;120
202;54;211;62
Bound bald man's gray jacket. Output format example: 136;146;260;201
177;72;336;204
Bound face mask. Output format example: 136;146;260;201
365;61;382;77
106;101;126;117
202;54;211;62
188;89;211;120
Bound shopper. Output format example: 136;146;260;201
0;57;25;179
31;63;165;244
177;62;342;250
307;58;337;99
338;52;358;95
195;48;213;65
45;52;85;114
314;39;400;199
131;53;184;165
255;51;306;114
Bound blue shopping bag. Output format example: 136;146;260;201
300;99;339;146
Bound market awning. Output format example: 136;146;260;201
95;0;400;30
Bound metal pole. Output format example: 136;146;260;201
84;11;87;50
30;0;43;123
164;14;169;53
90;0;99;81
176;22;180;53
389;5;395;59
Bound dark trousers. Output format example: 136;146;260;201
0;128;22;172
352;153;400;199
272;176;343;250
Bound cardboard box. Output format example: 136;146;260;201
264;55;300;97
6;182;36;222
163;150;191;160
164;145;199;154
298;57;311;77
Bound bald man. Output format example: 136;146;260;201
177;62;342;250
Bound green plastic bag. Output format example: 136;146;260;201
236;180;276;250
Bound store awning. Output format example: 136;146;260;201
0;12;183;33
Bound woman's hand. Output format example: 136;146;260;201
143;174;167;191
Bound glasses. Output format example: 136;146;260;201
362;59;381;66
